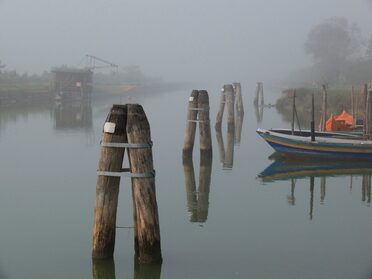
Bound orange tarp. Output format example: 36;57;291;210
325;110;353;132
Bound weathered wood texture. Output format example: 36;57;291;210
127;104;162;264
233;82;244;115
225;84;235;133
224;125;235;169
215;125;225;164
182;90;199;155
366;90;371;137
198;90;212;160
321;84;327;132
92;104;127;259
92;259;116;279
215;88;226;128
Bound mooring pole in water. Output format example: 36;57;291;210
365;90;371;138
92;104;162;263
291;90;296;135
182;90;199;156
233;82;244;115
321;84;327;132
311;93;315;142
351;86;355;127
225;84;235;133
235;108;244;145
260;82;264;107
198;90;212;161
254;82;260;106
126;104;162;264
224;122;235;170
92;105;127;259
215;87;226;129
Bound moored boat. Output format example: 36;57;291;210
257;128;372;159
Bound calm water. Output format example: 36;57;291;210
0;85;371;279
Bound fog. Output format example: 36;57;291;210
1;0;372;84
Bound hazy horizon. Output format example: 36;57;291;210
1;0;372;84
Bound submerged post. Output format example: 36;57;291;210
198;90;212;161
126;104;162;264
92;105;127;259
182;90;199;156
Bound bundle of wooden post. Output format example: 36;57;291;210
215;84;237;169
182;90;212;161
92;104;162;264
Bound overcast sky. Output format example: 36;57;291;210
1;0;372;83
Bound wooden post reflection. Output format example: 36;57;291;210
197;156;212;222
134;258;162;279
310;176;314;220
224;124;235;169
182;154;212;223
320;177;326;204
92;259;116;279
235;111;244;145
215;125;225;164
287;178;296;206
182;155;197;222
362;175;371;203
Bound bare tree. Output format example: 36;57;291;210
304;17;361;83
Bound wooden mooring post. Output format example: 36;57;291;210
92;104;162;264
321;84;327;132
225;84;235;133
233;82;244;115
92;105;127;259
215;87;226;129
182;90;212;161
254;82;263;107
92;259;116;279
182;90;199;155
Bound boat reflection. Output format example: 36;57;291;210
258;154;372;219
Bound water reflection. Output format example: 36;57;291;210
254;103;263;124
92;257;162;279
92;259;116;279
259;156;372;219
182;154;212;223
134;258;162;279
215;111;243;169
53;100;92;130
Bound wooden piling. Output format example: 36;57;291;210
309;176;314;220
260;82;264;107
365;90;371;138
351;86;355;127
215;88;226;129
182;90;199;155
198;90;212;161
320;177;326;203
321;84;327;132
291;90;296;135
225;84;235;133
233;82;244;115
215;125;225;164
126;104;162;264
311;93;315;142
92;105;127;259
